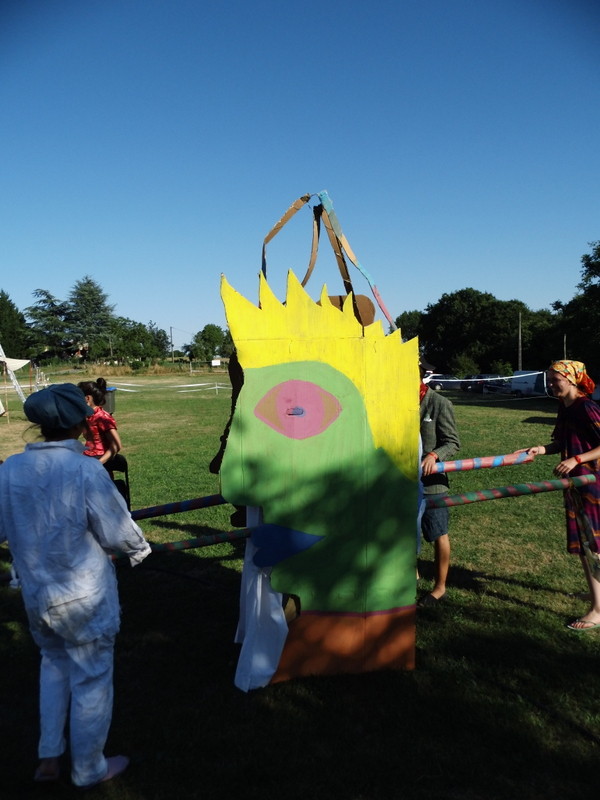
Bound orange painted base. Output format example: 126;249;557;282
270;607;416;683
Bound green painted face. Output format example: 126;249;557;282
221;361;417;613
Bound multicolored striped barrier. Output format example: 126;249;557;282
112;527;250;559
426;474;596;508
433;452;534;473
131;494;227;521
116;474;596;559
147;527;250;551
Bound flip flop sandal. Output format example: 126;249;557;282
567;618;600;631
417;592;446;607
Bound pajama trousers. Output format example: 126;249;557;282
35;628;115;787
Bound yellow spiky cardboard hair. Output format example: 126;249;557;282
221;270;420;476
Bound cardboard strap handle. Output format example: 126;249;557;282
261;192;397;330
261;194;354;296
262;194;315;286
316;191;397;330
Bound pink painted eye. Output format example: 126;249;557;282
254;380;342;439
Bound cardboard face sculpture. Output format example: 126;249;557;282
220;270;420;689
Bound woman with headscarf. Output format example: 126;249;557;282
520;360;600;630
0;384;151;787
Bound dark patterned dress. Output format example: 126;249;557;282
551;396;600;553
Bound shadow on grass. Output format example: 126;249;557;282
2;544;599;800
447;393;557;414
419;559;585;602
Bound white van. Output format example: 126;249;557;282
511;370;547;397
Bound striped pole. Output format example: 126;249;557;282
426;474;596;508
433;452;534;473
112;527;250;559
147;527;250;552
115;477;595;559
131;494;227;521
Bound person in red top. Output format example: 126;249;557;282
77;378;122;466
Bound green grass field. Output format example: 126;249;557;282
1;377;599;799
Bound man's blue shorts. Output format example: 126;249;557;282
421;500;449;544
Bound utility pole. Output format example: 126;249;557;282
517;312;522;371
170;327;174;363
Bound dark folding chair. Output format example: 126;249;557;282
105;453;131;511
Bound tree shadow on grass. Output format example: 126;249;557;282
0;549;245;799
419;557;585;602
413;611;600;800
521;416;556;426
114;571;599;800
3;555;599;800
449;394;556;415
2;460;596;800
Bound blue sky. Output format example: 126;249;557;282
1;0;598;350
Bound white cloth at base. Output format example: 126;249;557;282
234;507;288;692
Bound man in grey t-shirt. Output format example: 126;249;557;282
418;362;460;606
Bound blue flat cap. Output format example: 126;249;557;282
24;383;93;430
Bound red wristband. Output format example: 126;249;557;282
574;455;582;464
427;452;438;460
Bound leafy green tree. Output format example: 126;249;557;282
448;353;479;377
526;308;563;368
578;240;600;289
221;328;234;358
147;321;170;360
418;289;503;370
394;310;422;342
24;277;170;364
415;289;560;374
489;359;513;377
106;317;168;363
122;318;147;361
554;241;600;375
185;324;226;361
200;324;226;358
25;289;70;358
66;276;114;358
184;334;208;362
0;291;30;357
484;299;546;371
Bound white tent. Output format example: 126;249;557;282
0;343;30;405
2;356;29;372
